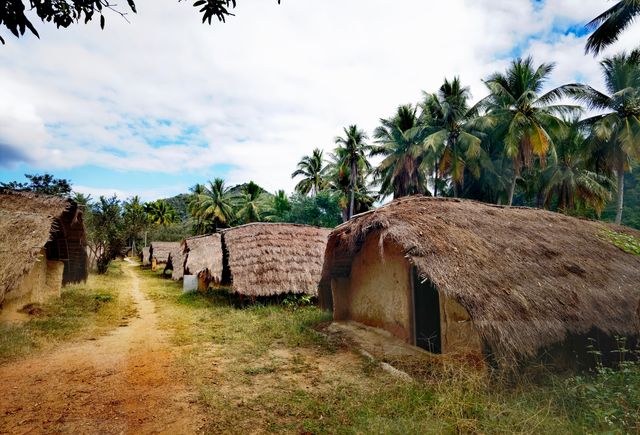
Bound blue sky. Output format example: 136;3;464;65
1;0;639;201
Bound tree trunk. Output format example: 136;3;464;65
615;161;625;225
348;161;356;219
508;173;517;207
433;163;439;197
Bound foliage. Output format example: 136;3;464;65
0;173;72;197
145;200;178;226
122;195;150;250
236;181;269;224
586;0;640;55
281;191;343;228
601;228;640;255
86;195;125;273
189;178;235;232
334;125;372;219
292;148;328;196
147;218;195;242
0;0;281;44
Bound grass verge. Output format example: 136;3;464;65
0;261;136;363
139;266;640;434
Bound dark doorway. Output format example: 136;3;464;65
413;268;442;354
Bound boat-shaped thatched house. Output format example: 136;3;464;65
139;247;151;266
149;241;179;265
0;190;88;312
182;234;224;289
222;223;331;297
166;246;185;281
319;196;640;369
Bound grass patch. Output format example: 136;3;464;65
0;261;135;363
137;265;640;434
602;229;640;255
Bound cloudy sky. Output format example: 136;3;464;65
1;0;639;201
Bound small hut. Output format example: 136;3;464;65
319;196;640;369
166;247;185;281
149;241;179;265
222;223;331;297
182;234;224;290
0;190;88;312
140;247;151;266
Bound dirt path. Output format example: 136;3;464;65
0;261;205;434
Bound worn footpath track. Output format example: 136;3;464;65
0;261;205;434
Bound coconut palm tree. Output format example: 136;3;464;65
566;49;640;223
191;178;235;231
371;104;431;199
264;190;291;222
291;148;328;196
236;181;265;224
326;151;374;222
422;77;485;197
586;0;640;56
477;58;580;205
145;200;177;226
334;125;371;219
540;118;613;214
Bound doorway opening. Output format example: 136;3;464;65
413;268;442;354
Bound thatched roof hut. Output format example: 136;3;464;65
222;223;331;297
166;247;185;281
0;190;88;310
140;247;151;266
149;241;179;264
182;234;223;285
320;196;640;367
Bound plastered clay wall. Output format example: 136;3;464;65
2;249;65;313
440;297;483;356
333;234;413;342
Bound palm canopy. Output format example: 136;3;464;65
565;49;640;223
585;0;640;55
191;178;235;231
476;57;581;205
145;200;177;226
291;148;328;196
540;118;613;214
236;181;266;224
371;104;430;199
422;77;485;196
334;125;372;219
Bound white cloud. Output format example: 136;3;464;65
1;0;639;197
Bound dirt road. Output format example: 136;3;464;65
0;261;205;434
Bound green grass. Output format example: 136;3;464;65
0;261;136;363
602;229;640;256
137;266;640;434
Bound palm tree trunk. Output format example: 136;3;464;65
348;160;357;219
433;163;439;197
615;161;625;225
508;173;517;207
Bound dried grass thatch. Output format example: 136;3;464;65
0;190;88;306
320;196;640;363
223;223;332;297
140;247;151;266
183;234;223;284
167;247;185;281
149;241;179;264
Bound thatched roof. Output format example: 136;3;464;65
168;247;185;281
223;223;332;297
183;234;223;282
0;190;87;305
320;196;640;363
140;247;150;266
149;241;179;264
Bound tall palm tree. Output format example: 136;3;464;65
123;196;149;249
237;181;265;224
477;57;580;205
566;49;640;224
423;77;484;197
291;148;328;196
371;104;431;198
326;154;375;222
334;125;371;219
145;200;177;226
192;178;235;232
586;0;640;55
540;118;613;214
264;190;291;222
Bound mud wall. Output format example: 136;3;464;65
332;234;413;342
